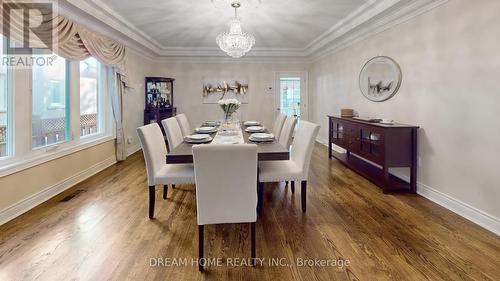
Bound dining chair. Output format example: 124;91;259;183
278;116;297;149
137;123;195;219
272;113;287;137
161;117;183;151
258;120;320;213
176;113;192;137
193;144;258;271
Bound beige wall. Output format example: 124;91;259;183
153;62;310;130
0;140;115;212
122;51;161;154
310;0;500;218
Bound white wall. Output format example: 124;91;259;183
310;0;500;219
153;62;310;130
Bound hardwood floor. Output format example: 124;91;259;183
0;144;499;281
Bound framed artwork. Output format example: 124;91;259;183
359;56;402;102
202;78;249;104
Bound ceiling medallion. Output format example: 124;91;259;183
215;1;256;58
211;0;262;9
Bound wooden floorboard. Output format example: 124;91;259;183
0;144;499;281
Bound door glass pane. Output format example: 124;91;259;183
32;53;69;148
279;77;301;118
80;57;100;137
0;36;8;157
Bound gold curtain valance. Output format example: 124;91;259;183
0;1;126;68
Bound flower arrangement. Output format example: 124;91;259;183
218;98;241;121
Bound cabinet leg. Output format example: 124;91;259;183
410;128;418;193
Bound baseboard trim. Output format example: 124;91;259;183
127;144;141;157
316;138;500;235
0;156;117;226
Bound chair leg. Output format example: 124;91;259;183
301;181;307;212
291;181;295;194
257;182;264;215
198;225;204;272
149;186;155;219
251;222;256;267
163;185;168;199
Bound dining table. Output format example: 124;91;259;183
166;121;289;164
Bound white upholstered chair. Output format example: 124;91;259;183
272;113;287;137
137;123;195;219
258;120;320;213
278;116;297;149
193;144;258;271
161;117;183;151
176;113;192;137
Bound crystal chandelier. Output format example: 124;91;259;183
216;2;256;58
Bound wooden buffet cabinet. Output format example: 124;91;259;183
328;116;419;193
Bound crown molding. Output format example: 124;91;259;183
310;0;450;61
59;0;449;62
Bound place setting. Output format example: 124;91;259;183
245;125;265;133
248;133;275;143
243;120;260;127
184;134;213;144
194;126;218;134
202;120;220;127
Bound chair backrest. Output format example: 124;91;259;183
278;116;297;148
272;113;286;137
176;113;191;137
290;120;320;181
161;117;183;151
193;144;258;225
137;123;167;186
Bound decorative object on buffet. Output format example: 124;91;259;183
340;109;355;118
359;56;402;102
203;78;249;103
215;1;256;58
143;77;176;134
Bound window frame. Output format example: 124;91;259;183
79;57;105;139
0;36;13;160
0;53;114;177
30;55;71;150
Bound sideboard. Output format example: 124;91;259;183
328;116;419;193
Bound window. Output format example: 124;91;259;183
0;36;9;157
279;77;301;117
32;53;69;148
80;57;101;137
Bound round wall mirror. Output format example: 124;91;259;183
359;56;402;102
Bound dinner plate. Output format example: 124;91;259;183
250;133;274;140
244;121;260;126
186;134;211;140
249;136;275;143
195;126;217;133
184;136;213;144
203;121;219;126
245;126;265;132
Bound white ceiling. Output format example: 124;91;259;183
101;0;368;49
62;0;448;60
